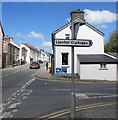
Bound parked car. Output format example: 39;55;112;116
29;62;40;69
37;60;43;64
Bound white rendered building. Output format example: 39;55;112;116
52;9;118;81
20;43;39;63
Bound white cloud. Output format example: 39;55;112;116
42;41;52;51
42;41;52;47
15;31;45;41
27;31;45;41
66;18;70;22
84;9;117;25
16;33;24;37
96;24;107;29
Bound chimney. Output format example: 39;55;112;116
70;9;85;21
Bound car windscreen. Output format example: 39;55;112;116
31;62;38;64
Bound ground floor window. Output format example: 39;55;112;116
62;53;68;65
100;63;107;69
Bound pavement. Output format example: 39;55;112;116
33;64;117;119
34;64;117;83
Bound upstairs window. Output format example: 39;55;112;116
62;53;68;65
65;34;70;39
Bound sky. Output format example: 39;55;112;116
1;2;117;53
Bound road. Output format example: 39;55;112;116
2;64;41;101
0;64;117;119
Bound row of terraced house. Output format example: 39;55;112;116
0;23;52;68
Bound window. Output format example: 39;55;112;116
62;53;68;65
100;63;107;69
65;34;70;39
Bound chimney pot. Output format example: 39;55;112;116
70;9;84;21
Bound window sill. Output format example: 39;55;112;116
61;65;69;68
99;68;108;70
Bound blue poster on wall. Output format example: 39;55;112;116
56;68;67;74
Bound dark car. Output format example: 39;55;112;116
29;62;40;69
37;60;43;64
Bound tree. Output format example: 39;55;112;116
104;31;118;53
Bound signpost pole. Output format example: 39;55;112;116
71;46;75;118
54;19;87;119
71;21;76;119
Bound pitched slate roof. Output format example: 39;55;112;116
0;21;5;36
24;43;38;51
77;54;118;64
52;17;105;36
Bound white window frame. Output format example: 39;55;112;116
61;53;69;67
99;63;108;70
65;34;70;40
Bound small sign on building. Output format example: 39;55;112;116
56;67;67;74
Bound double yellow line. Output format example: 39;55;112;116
34;102;116;120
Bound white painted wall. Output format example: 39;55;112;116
40;51;51;62
20;44;30;63
76;25;104;54
55;25;104;73
55;25;71;39
20;44;39;63
80;64;118;81
55;46;71;73
54;22;117;81
54;24;105;74
55;24;104;54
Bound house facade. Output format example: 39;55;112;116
20;43;39;63
39;49;52;62
0;23;5;68
52;9;118;81
2;36;20;68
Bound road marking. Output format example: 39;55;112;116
50;102;117;119
1;78;35;118
12;109;18;113
9;102;22;109
76;93;118;99
51;89;79;91
76;93;89;99
0;73;9;78
0;112;11;118
34;102;116;119
88;94;118;99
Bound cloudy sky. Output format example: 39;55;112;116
1;2;117;53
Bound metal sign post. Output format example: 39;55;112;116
71;45;75;118
53;19;87;119
70;20;77;119
70;20;85;119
